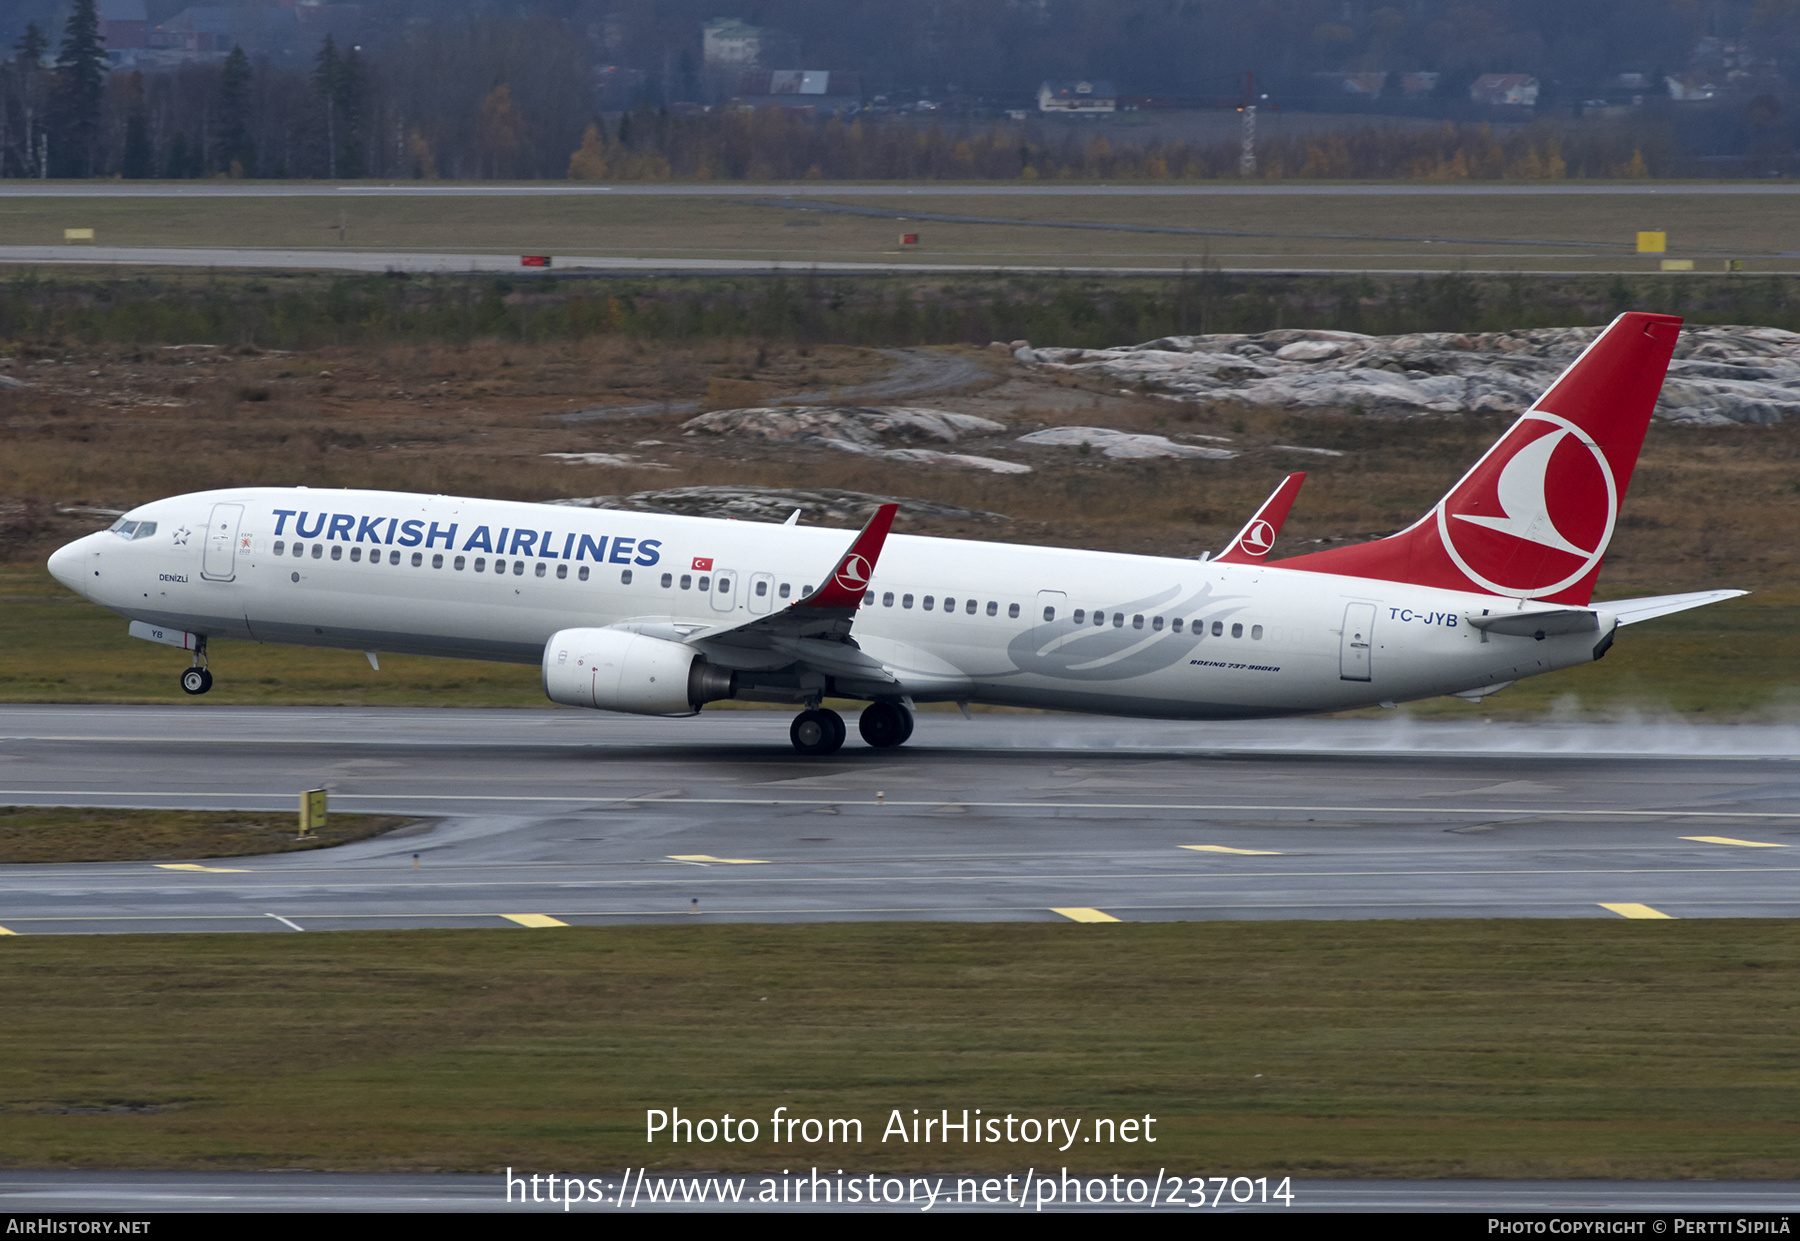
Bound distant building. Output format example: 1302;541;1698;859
1399;72;1438;96
100;0;147;50
1469;73;1538;107
1037;79;1117;114
1666;71;1725;102
735;69;862;113
1339;71;1386;97
703;18;762;67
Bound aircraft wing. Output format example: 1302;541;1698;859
684;503;898;668
1601;589;1749;626
1215;473;1306;564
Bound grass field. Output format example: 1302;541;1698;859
0;806;416;864
6;187;1798;273
0;921;1795;1176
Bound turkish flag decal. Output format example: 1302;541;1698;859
691;557;714;571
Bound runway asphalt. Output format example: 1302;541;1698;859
3;1169;1799;1213
0;706;1795;935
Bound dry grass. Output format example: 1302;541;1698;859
0;806;416;864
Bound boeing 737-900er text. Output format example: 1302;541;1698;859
47;312;1744;754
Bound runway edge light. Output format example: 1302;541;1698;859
299;788;327;839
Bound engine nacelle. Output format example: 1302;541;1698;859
542;627;735;717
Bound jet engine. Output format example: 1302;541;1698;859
542;627;735;716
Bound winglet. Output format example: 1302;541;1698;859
1215;473;1306;564
800;503;898;609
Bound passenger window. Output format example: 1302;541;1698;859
1231;622;1243;638
1212;621;1223;636
1132;614;1143;629
698;575;710;591
803;585;813;596
408;552;421;566
882;591;894;607
389;550;400;565
474;557;486;572
535;562;546;577
662;573;673;588
1252;624;1263;640
1072;609;1084;624
350;546;362;562
292;543;304;558
1112;613;1124;628
453;555;464;570
1009;603;1020;618
621;569;633;584
943;596;955;612
758;581;770;597
1093;611;1105;627
512;560;524;576
330;545;342;561
556;563;567;579
578;566;590;581
1043;606;1056;621
779;583;791;598
923;595;935;611
273;540;285;555
314;545;325;560
1172;618;1183;633
433;553;445;569
902;594;914;609
1152;616;1164;631
680;574;692;590
862;590;873;607
719;578;731;593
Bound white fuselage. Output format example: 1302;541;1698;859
49;487;1613;719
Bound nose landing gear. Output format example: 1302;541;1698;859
179;636;213;695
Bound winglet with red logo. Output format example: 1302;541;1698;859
1273;312;1682;605
1215;473;1306;564
799;502;898;609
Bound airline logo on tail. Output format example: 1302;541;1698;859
1437;412;1618;598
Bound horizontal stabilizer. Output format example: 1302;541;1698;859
1464;607;1599;638
1603;589;1749;626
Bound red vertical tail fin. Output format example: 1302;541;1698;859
1216;472;1306;564
1275;312;1682;604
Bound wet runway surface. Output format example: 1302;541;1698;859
3;1168;1797;1213
0;706;1795;935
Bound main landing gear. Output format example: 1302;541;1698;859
179;637;213;696
788;703;914;755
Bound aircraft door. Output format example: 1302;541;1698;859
747;571;775;614
711;568;738;612
1339;602;1375;681
201;503;243;582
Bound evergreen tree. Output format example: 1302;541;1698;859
334;45;366;177
12;23;50;178
213;46;254;177
49;0;105;177
165;131;191;179
120;70;151;179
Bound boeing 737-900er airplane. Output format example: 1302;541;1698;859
47;311;1744;755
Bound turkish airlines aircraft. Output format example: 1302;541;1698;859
47;311;1742;754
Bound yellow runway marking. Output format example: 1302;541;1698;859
1181;845;1284;855
668;855;769;865
154;863;250;873
501;914;569;928
1600;903;1675;919
1051;907;1120;923
1681;836;1787;848
0;925;15;935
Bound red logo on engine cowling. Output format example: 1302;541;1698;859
1436;412;1617;598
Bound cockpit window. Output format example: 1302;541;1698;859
110;520;139;538
131;521;157;540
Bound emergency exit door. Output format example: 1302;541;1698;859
201;503;243;582
1339;602;1375;681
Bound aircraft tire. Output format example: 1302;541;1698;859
858;702;911;748
180;668;212;695
790;708;845;756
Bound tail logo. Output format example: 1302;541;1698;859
834;553;872;592
1435;411;1618;598
1238;519;1275;555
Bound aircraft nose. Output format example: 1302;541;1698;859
47;536;90;598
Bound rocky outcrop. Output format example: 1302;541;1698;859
1025;325;1800;425
547;487;1010;525
681;405;1006;446
1016;426;1239;460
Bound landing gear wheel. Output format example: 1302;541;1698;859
858;701;913;748
790;708;846;756
180;667;213;695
